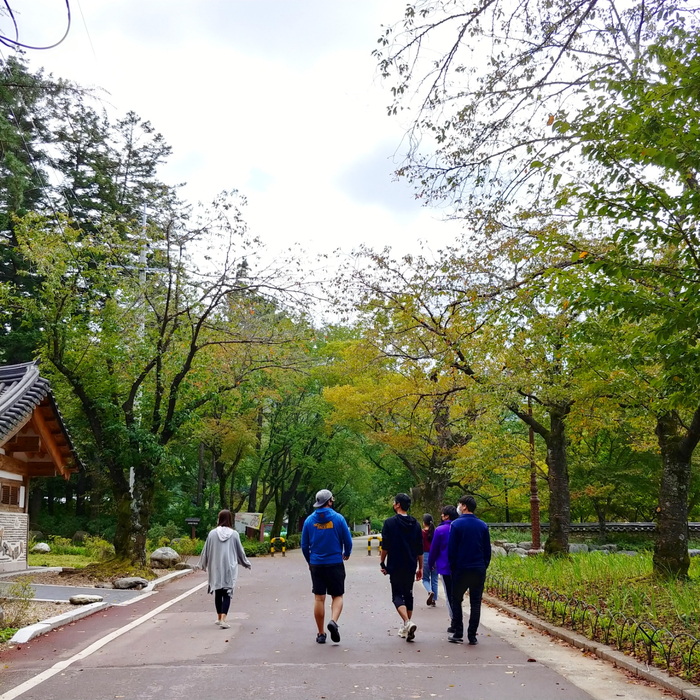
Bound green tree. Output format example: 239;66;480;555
4;194;300;563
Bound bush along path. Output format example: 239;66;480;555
487;553;700;684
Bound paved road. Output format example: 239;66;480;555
0;582;143;605
0;542;671;700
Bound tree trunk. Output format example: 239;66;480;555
409;472;449;519
271;469;303;538
75;469;87;517
196;442;206;507
29;481;42;526
653;413;693;578
47;479;55;515
544;405;571;556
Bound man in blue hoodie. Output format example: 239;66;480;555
447;495;491;645
301;489;353;644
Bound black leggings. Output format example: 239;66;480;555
214;588;231;615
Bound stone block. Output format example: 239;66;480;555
70;594;103;605
72;530;89;544
600;544;618;552
150;546;180;569
568;543;589;554
508;547;528;557
517;541;533;550
113;576;149;590
31;542;50;553
491;545;507;557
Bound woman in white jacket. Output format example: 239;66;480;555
198;509;252;629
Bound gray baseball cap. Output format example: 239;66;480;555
313;489;333;508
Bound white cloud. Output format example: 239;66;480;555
5;0;464;259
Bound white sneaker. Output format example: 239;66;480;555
405;621;417;642
220;622;231;629
215;620;221;626
398;623;407;638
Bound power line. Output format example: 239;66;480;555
0;0;71;51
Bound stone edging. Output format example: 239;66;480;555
484;593;700;700
8;567;194;644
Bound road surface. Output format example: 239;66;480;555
0;540;671;700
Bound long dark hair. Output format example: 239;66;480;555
423;513;435;537
217;509;233;529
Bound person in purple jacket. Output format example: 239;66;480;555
428;505;459;632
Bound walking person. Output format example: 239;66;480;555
447;495;491;645
198;509;252;629
301;489;353;644
428;505;459;631
422;513;439;606
380;493;424;642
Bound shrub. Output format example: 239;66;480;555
1;577;35;628
163;521;181;541
83;536;115;560
171;538;204;556
47;536;84;556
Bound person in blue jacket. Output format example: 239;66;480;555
447;495;491;645
301;489;353;644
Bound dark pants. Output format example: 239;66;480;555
442;573;454;623
215;588;231;615
389;568;415;611
451;570;486;639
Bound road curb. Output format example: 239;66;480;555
8;568;194;643
9;601;110;644
484;593;700;700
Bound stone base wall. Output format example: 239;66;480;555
0;511;28;573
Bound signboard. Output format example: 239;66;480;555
234;512;262;533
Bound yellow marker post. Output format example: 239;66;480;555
270;536;286;557
367;535;382;556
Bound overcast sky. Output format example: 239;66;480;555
3;0;462;262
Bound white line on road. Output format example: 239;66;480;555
0;579;208;700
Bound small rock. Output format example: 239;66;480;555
113;577;149;590
174;562;192;570
32;542;51;553
492;540;507;548
618;550;638;556
688;549;700;557
590;549;610;555
72;530;89;545
568;543;589;554
600;544;618;552
508;547;529;558
491;546;507;557
502;543;518;552
28;530;43;541
588;544;602;550
150;547;180;569
517;541;533;550
70;594;103;605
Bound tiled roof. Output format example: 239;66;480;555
0;361;82;469
0;362;50;443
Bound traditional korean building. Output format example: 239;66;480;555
0;362;81;572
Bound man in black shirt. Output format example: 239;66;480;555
380;493;424;641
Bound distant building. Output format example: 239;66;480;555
0;362;81;572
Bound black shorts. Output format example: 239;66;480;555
309;563;346;597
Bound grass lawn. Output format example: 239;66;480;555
27;553;94;568
489;552;700;681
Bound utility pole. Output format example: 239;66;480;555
528;394;542;550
